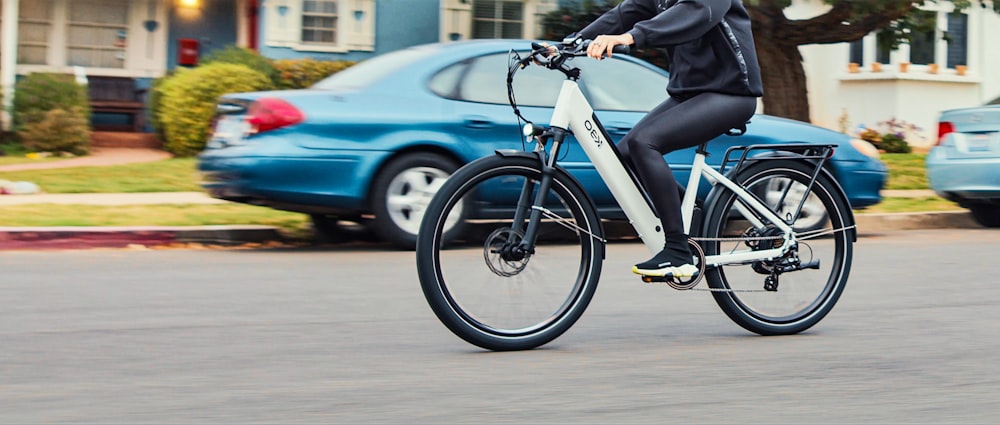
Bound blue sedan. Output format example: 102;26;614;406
199;40;887;248
927;102;1000;227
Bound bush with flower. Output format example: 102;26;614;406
857;117;918;153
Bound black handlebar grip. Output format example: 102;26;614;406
580;40;631;56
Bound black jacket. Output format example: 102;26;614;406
578;0;763;99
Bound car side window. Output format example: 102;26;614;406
576;59;667;112
429;53;564;107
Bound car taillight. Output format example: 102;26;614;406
936;121;955;146
247;98;304;134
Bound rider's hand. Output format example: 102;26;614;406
532;42;558;65
587;34;634;60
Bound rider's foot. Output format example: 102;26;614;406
632;235;697;278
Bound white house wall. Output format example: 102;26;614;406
789;0;999;146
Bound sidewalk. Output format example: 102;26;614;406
0;148;981;249
0;147;171;172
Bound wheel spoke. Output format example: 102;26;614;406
703;161;851;336
416;157;603;351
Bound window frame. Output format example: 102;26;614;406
265;0;375;53
300;0;339;46
847;5;970;75
471;0;524;39
0;0;167;78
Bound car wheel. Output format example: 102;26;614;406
310;214;375;244
371;153;465;250
763;178;829;233
969;204;1000;228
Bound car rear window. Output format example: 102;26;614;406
312;46;438;90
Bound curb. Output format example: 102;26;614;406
0;225;284;250
854;210;980;233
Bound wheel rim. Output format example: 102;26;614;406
428;165;599;337
385;166;461;235
713;169;847;324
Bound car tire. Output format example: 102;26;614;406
969;204;1000;228
370;153;465;250
310;214;376;244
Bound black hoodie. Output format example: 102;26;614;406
578;0;764;99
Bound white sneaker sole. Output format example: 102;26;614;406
632;263;699;278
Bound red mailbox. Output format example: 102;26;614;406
178;38;200;66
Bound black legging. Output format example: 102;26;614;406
617;92;758;238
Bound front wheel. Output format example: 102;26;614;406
416;155;605;351
703;160;854;336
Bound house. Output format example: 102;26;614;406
790;0;1000;146
1;0;995;146
0;0;557;132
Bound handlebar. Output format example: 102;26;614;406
518;39;631;73
507;39;631;131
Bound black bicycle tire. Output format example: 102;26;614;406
702;159;853;335
415;154;605;351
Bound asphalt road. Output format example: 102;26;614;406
2;228;999;423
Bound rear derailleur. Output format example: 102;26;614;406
744;226;820;292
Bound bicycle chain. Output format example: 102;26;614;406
527;205;856;293
644;225;856;293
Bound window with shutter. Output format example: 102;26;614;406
472;0;523;39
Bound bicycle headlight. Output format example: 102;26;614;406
523;123;536;138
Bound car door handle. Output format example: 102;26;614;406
463;116;495;129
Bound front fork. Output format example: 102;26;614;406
500;127;568;261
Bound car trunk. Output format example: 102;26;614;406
940;106;1000;159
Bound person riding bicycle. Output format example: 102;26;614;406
571;0;764;278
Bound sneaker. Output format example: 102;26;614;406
632;240;698;278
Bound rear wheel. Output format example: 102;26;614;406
310;214;374;243
371;153;464;249
703;160;853;336
969;204;1000;227
416;155;604;351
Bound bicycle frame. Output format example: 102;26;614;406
547;79;794;268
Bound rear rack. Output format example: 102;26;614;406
718;143;837;226
720;143;836;175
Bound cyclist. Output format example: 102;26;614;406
571;0;764;278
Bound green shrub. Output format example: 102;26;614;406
17;107;91;156
879;133;912;154
202;45;280;87
12;73;91;132
148;72;174;142
273;58;356;89
157;63;272;156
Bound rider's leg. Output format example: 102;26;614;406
618;92;757;277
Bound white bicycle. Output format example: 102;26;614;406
416;41;856;351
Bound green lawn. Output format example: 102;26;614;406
881;153;928;190
0;158;201;193
0;150;955;233
2;153;932;194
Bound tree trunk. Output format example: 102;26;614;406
754;32;811;122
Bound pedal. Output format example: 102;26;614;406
641;274;674;283
640;271;701;290
638;237;706;291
